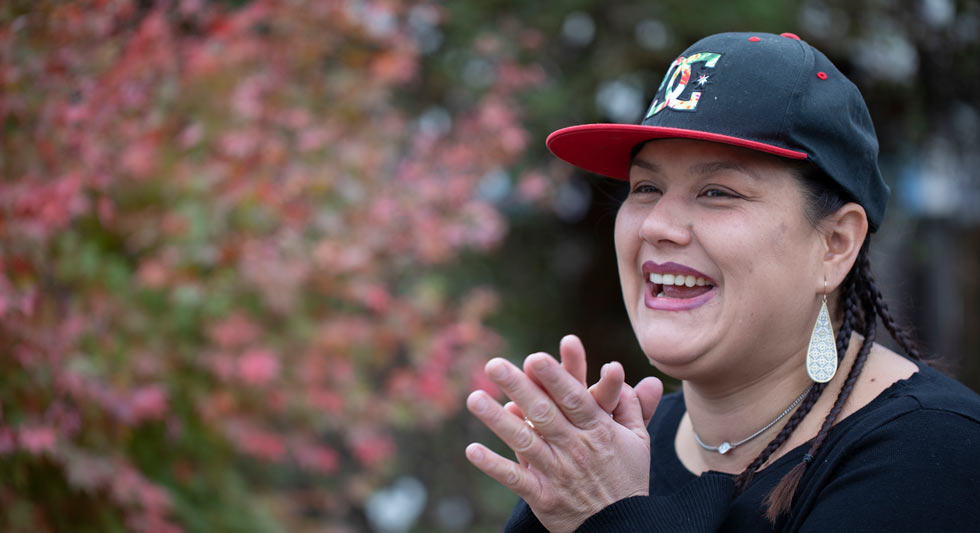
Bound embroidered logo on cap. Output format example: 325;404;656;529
646;52;722;117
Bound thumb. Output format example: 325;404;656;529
612;384;647;435
589;361;625;414
635;377;664;427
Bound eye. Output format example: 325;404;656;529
700;187;740;199
630;183;662;195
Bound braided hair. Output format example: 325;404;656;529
730;162;924;522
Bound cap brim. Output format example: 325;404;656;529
546;124;809;180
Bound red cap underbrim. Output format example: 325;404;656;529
545;124;809;180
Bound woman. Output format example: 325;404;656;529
464;32;980;532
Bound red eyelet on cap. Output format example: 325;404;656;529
780;32;801;40
816;71;828;80
748;36;761;42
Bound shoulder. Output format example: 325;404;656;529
840;342;980;430
787;363;980;530
867;359;980;426
831;359;980;452
901;361;980;418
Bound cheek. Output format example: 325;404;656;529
614;207;642;296
613;207;633;263
719;215;822;301
614;204;647;255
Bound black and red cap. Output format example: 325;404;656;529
546;31;890;230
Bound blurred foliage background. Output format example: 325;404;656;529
1;0;977;531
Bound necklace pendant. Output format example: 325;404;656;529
717;442;733;455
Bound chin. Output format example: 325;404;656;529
634;332;709;374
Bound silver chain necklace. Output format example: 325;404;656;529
692;384;813;455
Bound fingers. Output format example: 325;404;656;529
635;377;664;427
501;402;533;467
503;401;524;419
484;357;569;437
559;334;588;385
465;443;540;501
466;389;553;468
589;361;625;414
523;353;606;431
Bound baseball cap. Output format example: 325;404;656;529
546;31;890;230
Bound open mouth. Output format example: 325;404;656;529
648;272;715;299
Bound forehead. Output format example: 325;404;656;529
630;138;798;180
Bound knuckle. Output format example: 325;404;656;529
503;466;521;487
512;426;535;452
527;402;555;425
587;423;614;446
560;390;585;412
566;443;590;466
537;493;557;513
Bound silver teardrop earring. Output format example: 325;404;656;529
806;280;838;383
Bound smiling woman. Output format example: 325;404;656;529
465;32;980;532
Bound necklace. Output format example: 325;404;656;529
692;384;813;455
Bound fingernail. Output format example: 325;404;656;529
468;444;484;461
601;363;608;378
487;360;507;380
472;394;488;413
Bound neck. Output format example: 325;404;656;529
681;353;814;470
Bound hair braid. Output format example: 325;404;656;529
729;164;927;523
733;262;861;493
867;276;922;360
733;383;826;491
763;261;877;521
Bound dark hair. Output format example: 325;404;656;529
731;162;924;522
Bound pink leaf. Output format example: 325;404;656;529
238;349;280;385
18;425;57;455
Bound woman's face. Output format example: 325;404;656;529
615;139;826;384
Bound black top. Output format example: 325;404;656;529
505;361;980;532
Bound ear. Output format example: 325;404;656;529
820;202;868;292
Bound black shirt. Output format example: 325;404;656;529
505;361;980;532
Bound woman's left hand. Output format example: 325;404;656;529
465;349;662;532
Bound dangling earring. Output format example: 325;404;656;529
806;280;838;383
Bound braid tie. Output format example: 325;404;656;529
755;165;929;523
734;255;867;494
733;382;826;491
734;271;862;494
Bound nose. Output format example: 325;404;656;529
638;194;692;247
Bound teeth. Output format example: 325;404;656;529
647;272;713;293
657;290;666;297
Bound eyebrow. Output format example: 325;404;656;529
630;158;763;180
629;158;662;174
689;161;763;181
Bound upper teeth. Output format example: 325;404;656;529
649;273;710;287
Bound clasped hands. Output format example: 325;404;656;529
466;335;664;532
